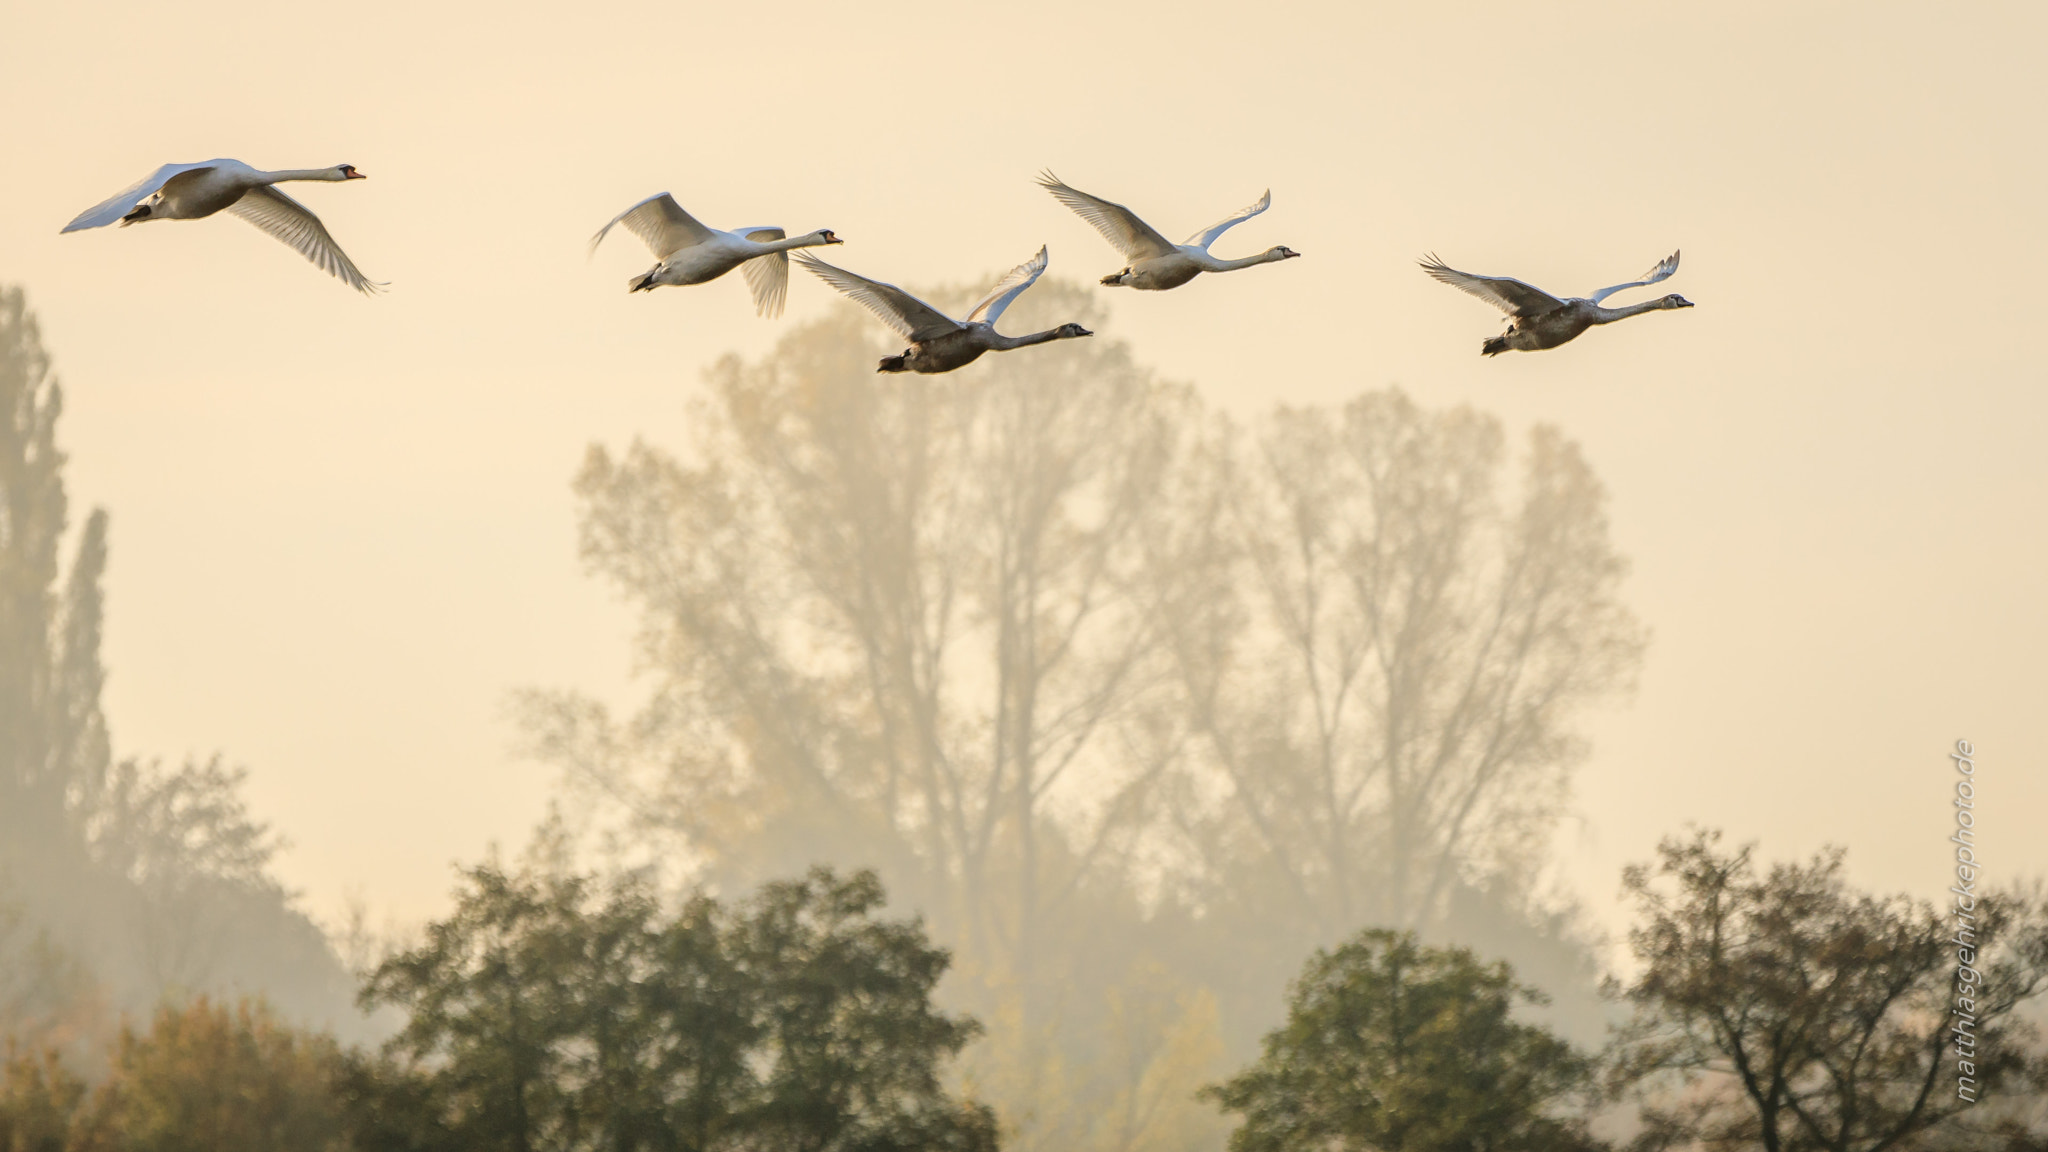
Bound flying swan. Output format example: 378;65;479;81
61;160;383;294
589;193;842;317
1421;251;1694;355
793;246;1091;374
1037;171;1298;290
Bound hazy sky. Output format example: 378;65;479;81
1;1;2040;948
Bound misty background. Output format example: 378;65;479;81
1;1;2044;1146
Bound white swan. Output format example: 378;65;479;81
794;246;1091;374
1422;251;1694;356
589;193;842;317
61;160;383;294
1037;171;1299;290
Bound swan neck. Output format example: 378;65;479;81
760;233;833;253
257;168;343;183
1592;299;1666;323
989;327;1066;351
1208;250;1286;272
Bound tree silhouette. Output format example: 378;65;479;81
359;857;991;1152
1611;830;2048;1152
1204;928;1601;1152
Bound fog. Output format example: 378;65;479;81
1;0;2044;1145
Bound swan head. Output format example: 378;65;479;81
1269;246;1301;261
335;164;366;180
815;229;844;245
1661;293;1694;309
1056;323;1093;339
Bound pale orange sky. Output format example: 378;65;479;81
1;1;2040;949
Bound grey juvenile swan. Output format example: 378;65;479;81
62;159;382;293
1422;251;1694;355
1037;171;1298;290
590;192;841;317
794;246;1091;374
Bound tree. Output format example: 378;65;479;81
1610;829;2048;1152
524;281;1210;977
359;854;992;1152
0;283;355;1041
0;1046;89;1152
522;281;1230;1151
1158;395;1643;938
0;283;112;942
80;997;347;1152
1204;928;1601;1152
738;869;994;1152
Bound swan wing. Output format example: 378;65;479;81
1587;249;1681;304
61;162;219;232
225;184;385;294
793;253;960;342
964;245;1050;328
1036;171;1176;262
737;228;789;318
588;192;715;258
1419;255;1564;318
1182;189;1272;250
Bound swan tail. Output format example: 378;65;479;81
877;354;910;373
1481;335;1511;357
1099;269;1128;287
119;204;151;227
628;270;659;293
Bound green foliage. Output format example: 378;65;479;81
1204;929;1600;1152
0;1047;88;1152
356;860;994;1152
86;998;346;1152
0;997;346;1152
1611;829;2048;1152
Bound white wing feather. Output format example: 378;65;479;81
737;228;789;318
589;192;715;258
1587;250;1681;304
1036;171;1177;262
793;253;960;342
1183;189;1272;250
61;162;218;232
225;185;384;294
964;246;1049;328
1419;255;1566;317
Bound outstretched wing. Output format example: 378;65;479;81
793;253;960;342
225;184;385;294
61;162;217;232
1588;250;1681;304
589;192;715;258
964;245;1049;328
736;228;790;318
1183;189;1272;250
1419;254;1565;318
1037;171;1177;262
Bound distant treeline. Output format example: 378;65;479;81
5;838;2046;1152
